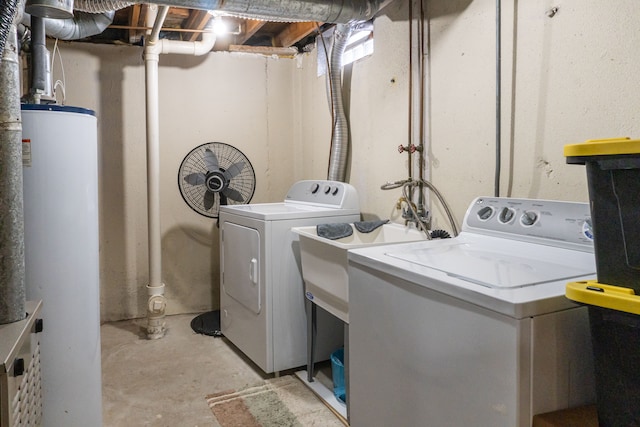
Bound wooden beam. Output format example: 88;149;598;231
128;5;142;44
273;21;320;48
235;19;266;45
182;10;212;42
229;45;298;57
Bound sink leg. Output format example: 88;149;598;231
306;297;316;383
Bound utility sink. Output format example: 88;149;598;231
293;223;427;323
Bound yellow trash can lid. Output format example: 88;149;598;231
566;281;640;315
564;137;640;158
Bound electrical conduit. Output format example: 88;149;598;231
143;5;216;339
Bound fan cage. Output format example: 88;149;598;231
178;142;256;218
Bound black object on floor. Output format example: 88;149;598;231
191;310;223;337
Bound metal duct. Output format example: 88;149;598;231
0;23;26;324
29;16;48;95
22;11;115;40
150;0;383;24
327;23;353;182
73;0;133;13
0;0;19;53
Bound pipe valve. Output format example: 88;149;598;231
398;144;417;154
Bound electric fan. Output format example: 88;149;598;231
178;142;255;337
178;142;256;218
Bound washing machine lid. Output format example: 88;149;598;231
385;236;595;289
219;202;359;220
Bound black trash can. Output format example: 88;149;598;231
565;137;640;427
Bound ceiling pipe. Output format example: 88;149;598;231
148;0;384;23
143;5;216;339
21;10;116;40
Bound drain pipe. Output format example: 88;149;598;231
0;5;25;324
143;5;216;339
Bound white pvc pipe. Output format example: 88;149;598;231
143;5;215;339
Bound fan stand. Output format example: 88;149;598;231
190;310;223;337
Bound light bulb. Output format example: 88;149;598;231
212;16;228;36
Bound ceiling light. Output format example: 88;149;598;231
211;15;229;36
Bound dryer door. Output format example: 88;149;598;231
222;222;261;314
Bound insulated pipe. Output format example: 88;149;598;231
0;23;26;325
143;5;216;339
327;23;353;182
29;15;47;97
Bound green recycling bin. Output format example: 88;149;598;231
565;137;640;427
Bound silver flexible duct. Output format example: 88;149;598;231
327;23;353;182
154;0;383;23
73;0;133;13
0;0;19;52
0;23;26;325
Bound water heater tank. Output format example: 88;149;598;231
21;104;102;427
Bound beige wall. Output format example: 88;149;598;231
54;43;297;321
53;0;640;322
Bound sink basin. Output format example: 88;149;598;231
293;223;427;323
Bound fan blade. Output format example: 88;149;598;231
222;186;245;202
203;191;215;210
204;148;220;171
223;161;245;180
184;173;206;186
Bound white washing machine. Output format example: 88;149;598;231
219;180;360;374
347;197;597;427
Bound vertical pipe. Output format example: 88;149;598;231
0;23;26;324
143;6;169;339
494;0;502;197
327;23;353;182
29;15;48;101
407;0;413;181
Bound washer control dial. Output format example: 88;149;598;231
477;206;494;221
520;211;538;226
310;183;320;194
498;207;515;223
323;185;331;194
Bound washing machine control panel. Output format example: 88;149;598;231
464;197;593;247
285;180;360;210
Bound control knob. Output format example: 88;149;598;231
521;211;538;226
310;183;320;194
499;207;515;223
477;206;494;220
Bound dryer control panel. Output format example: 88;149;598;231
284;180;360;210
463;197;593;249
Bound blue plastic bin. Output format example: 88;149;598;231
330;348;346;403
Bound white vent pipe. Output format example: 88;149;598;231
143;5;216;339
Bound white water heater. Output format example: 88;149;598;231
21;104;102;426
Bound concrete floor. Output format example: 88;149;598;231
101;313;336;426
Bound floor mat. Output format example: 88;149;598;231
205;375;345;427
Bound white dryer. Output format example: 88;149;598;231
348;197;597;427
219;180;360;374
